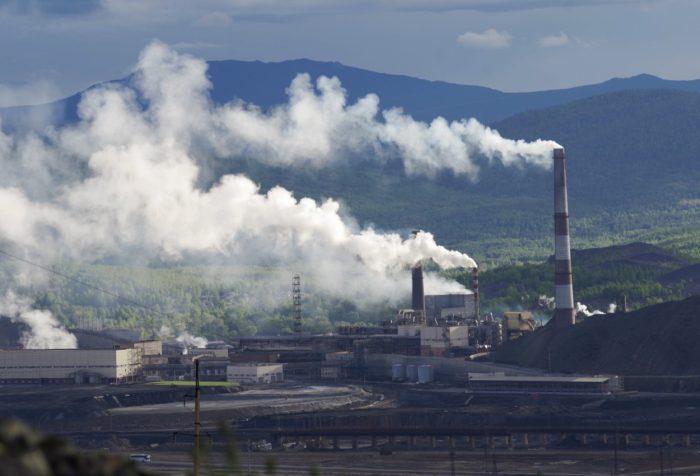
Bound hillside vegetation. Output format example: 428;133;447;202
0;242;694;342
446;242;696;316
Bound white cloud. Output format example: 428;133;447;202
0;79;61;107
538;32;570;48
457;28;511;49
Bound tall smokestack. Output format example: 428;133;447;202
553;147;575;328
412;263;425;322
472;267;480;321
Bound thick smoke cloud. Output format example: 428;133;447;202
0;42;559;323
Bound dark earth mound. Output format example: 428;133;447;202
493;296;700;376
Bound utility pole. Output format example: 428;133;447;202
192;355;203;476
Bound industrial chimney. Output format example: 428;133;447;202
472;267;480;322
553;148;575;328
412;262;426;323
616;294;628;313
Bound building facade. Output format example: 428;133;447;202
0;348;142;384
226;363;284;384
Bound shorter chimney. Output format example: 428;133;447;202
412;263;425;322
472;267;480;322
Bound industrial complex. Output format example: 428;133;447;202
0;148;617;397
10;148;691;475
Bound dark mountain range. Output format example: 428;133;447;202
5;59;700;126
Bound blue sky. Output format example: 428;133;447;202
0;0;698;105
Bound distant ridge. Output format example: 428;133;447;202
5;58;700;126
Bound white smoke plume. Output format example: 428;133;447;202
212;73;560;178
576;302;605;317
0;292;78;349
0;41;560;307
176;331;208;350
538;295;555;311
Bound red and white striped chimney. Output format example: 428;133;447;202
553;147;575;328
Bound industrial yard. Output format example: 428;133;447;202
3;147;700;474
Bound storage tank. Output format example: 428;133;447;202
418;364;434;384
392;363;406;381
406;364;418;382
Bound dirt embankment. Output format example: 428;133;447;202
492;296;700;376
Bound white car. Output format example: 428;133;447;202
129;454;151;463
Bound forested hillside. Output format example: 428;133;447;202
15;263;398;340
2;242;692;340
446;242;695;316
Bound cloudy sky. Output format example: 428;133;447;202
0;0;698;105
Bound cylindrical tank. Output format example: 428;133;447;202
392;363;406;381
418;364;434;384
406;364;418;382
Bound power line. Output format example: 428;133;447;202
0;248;167;318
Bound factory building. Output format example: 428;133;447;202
0;348;142;384
227;363;284;384
420;325;469;357
424;293;476;323
134;339;162;356
503;312;537;340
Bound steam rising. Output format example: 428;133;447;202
575;301;621;317
0;292;77;349
176;332;209;350
213;74;560;178
0;42;561;309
